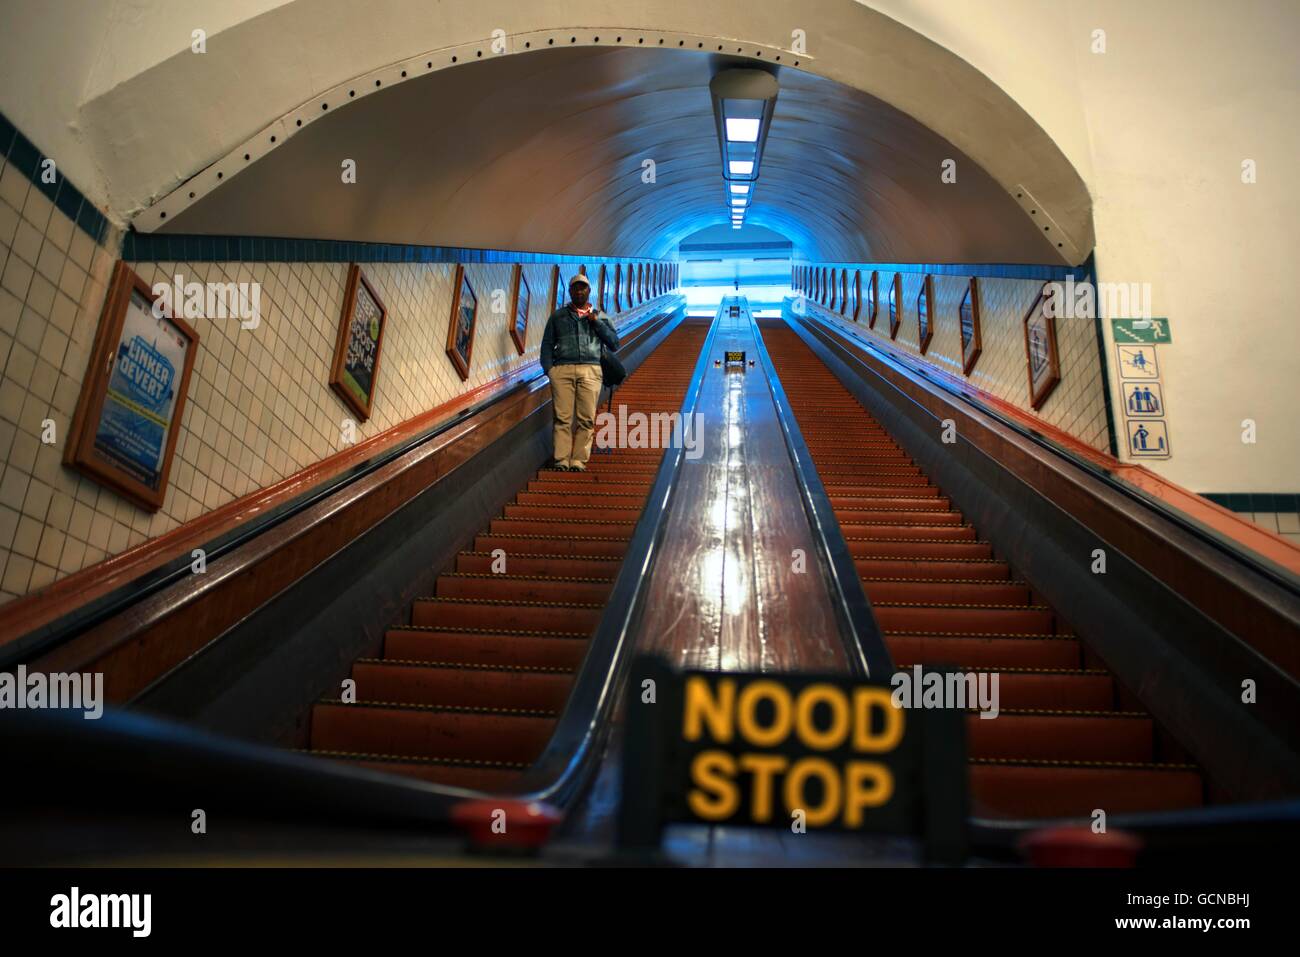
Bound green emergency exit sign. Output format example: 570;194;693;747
1112;318;1172;344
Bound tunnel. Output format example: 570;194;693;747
0;0;1296;912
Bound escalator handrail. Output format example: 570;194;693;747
793;300;1300;598
2;302;682;669
742;298;894;680
0;303;698;829
509;309;725;804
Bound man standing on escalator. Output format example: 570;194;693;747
539;273;620;472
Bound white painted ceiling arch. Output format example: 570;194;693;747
48;0;1094;263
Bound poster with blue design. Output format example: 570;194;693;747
66;261;199;512
92;289;185;490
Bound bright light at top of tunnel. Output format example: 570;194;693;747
725;118;761;142
729;160;755;176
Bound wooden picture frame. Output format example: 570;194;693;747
509;264;531;355
959;277;983;376
888;273;902;339
330;264;389;421
64;261;200;512
550;264;564;313
446;264;478;381
916;273;934;355
1023;282;1062;409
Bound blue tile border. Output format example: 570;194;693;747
0;110;111;247
1202;492;1300;514
121;230;664;267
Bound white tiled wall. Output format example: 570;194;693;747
800;269;1111;453
0;163;674;606
1244;511;1300;547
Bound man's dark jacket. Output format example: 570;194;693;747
539;305;619;374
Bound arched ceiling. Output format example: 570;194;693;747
158;45;1067;264
13;0;1093;263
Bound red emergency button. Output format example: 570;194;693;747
1019;826;1141;868
450;799;563;850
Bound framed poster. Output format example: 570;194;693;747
329;264;388;421
509;264;531;355
1023;282;1062;409
840;269;849;316
830;269;839;312
550;264;564;313
850;270;861;321
598;264;608;313
613;264;623;312
64;261;199;512
446;264;478;381
888;273;902;339
865;271;878;327
916;274;934;355
638;263;646;303
959;277;983;376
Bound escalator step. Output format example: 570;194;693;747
874;603;1056;634
970;761;1203;818
411;597;603;632
454;551;621;578
350;659;573;710
489;517;637;537
383;628;588;668
309;701;557;763
863;579;1032;604
434;573;613;604
473;534;628;557
886;634;1081;669
855;558;1011;580
847;540;994;560
966;711;1153;762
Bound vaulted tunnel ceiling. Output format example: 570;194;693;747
160;45;1068;265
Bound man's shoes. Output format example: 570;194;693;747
543;459;569;471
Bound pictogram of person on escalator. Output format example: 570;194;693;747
540;274;620;472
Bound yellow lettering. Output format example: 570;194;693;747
843;762;894;826
794;683;850;750
784;758;842;827
688;751;740;820
737;680;792;747
853;688;904;752
684;677;735;742
738;754;788;823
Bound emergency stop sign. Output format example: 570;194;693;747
617;656;968;863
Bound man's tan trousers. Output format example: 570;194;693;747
549;363;603;470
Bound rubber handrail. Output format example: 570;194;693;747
3;304;681;668
795;303;1300;596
